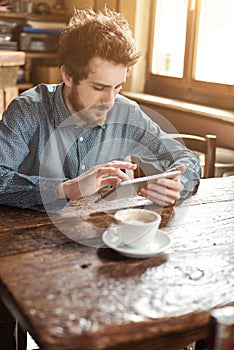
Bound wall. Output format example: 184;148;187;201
63;0;119;12
136;102;234;151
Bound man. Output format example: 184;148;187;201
0;8;200;213
0;8;201;348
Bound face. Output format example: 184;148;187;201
61;57;127;126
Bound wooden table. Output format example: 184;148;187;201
0;177;234;350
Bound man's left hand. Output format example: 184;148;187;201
138;165;186;206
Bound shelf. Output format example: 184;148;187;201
0;11;70;22
0;50;25;66
24;52;57;59
22;51;58;84
17;83;34;90
0;11;67;87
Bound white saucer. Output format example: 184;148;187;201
102;229;171;259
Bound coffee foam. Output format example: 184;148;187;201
119;211;157;224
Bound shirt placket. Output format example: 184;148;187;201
77;131;89;175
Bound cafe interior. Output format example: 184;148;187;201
0;1;234;350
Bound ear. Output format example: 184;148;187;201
60;65;73;86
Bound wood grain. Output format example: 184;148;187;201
0;205;52;232
0;177;234;350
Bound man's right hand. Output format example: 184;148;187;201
57;160;137;200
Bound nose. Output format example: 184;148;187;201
100;89;116;105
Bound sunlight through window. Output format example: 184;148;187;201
151;0;188;78
195;0;234;85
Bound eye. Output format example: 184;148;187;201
93;86;104;91
115;85;123;91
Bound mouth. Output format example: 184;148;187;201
73;104;111;125
95;104;112;112
95;110;108;119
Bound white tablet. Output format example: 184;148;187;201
95;170;181;202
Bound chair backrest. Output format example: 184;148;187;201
130;133;216;179
170;133;217;178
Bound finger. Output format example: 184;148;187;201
138;189;175;206
155;178;184;191
167;164;186;175
141;185;181;201
100;176;122;188
175;164;186;174
139;187;177;206
150;182;183;201
97;167;130;180
104;161;137;170
139;181;182;201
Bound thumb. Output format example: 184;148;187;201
174;164;186;174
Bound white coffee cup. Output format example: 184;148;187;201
108;208;161;248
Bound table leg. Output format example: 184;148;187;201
0;299;16;350
15;320;27;350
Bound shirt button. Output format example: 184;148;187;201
81;165;86;170
79;136;84;142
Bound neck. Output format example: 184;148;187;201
62;85;76;115
61;85;87;127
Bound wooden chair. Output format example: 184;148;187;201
170;133;216;178
130;133;216;179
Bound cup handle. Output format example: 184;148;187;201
108;224;123;247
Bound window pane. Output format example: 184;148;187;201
195;0;234;85
151;0;188;78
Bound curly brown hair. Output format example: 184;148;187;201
58;7;141;84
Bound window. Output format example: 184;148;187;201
151;0;188;78
195;0;234;85
145;0;234;110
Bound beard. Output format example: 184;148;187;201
66;85;112;127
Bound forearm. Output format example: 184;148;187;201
0;167;67;212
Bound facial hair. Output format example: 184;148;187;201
65;85;110;126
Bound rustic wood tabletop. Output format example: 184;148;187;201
0;176;234;350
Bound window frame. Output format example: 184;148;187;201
144;0;234;110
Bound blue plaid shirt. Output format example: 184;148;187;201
0;83;201;212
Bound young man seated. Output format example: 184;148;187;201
0;8;200;214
